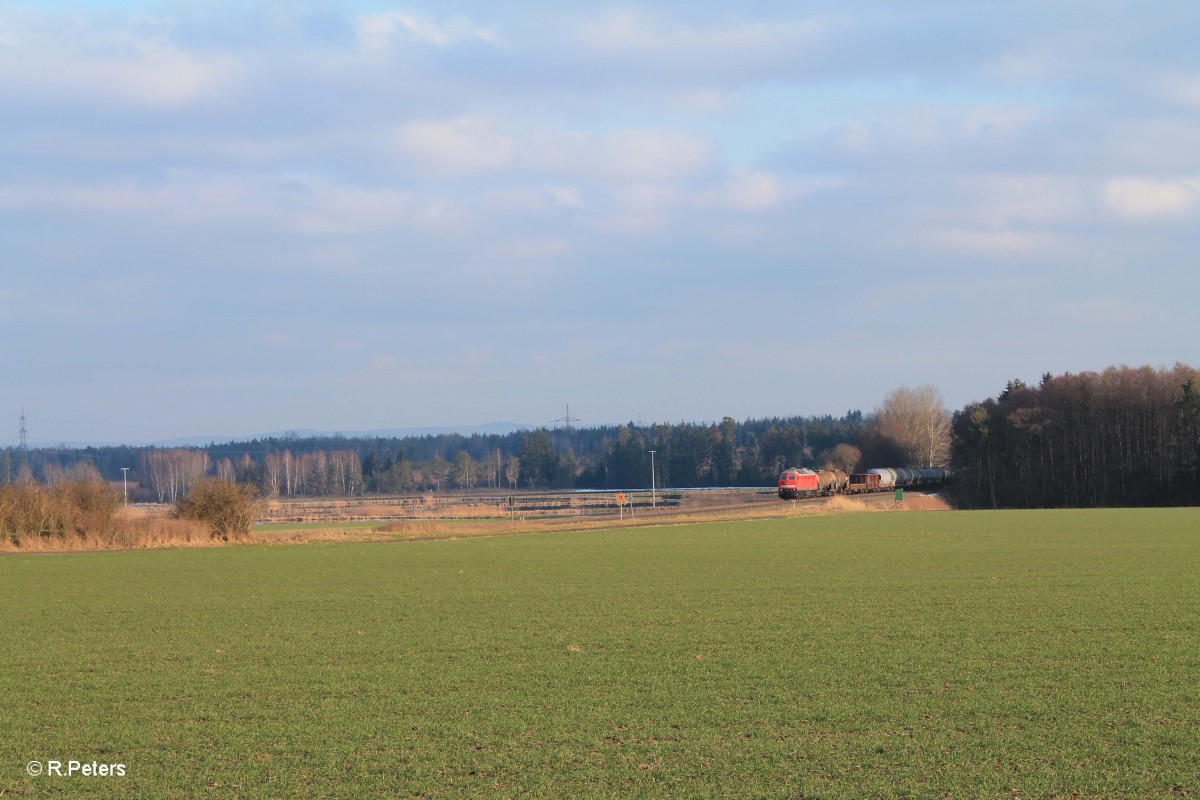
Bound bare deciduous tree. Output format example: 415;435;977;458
453;451;476;492
261;452;283;496
329;450;362;495
139;449;210;502
875;385;952;467
504;457;520;490
824;443;863;474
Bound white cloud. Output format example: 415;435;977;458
549;186;584;209
367;354;410;372
0;24;239;107
1149;71;1200;109
458;348;493;367
703;169;783;212
392;119;714;182
0;175;466;237
482;186;584;215
967;175;1089;227
522;128;714;181
868;104;1040;152
596;183;682;233
468;235;569;283
0;177;271;223
394;118;515;174
287;184;441;236
671;89;738;113
357;12;496;50
915;228;1062;259
357;12;498;51
1103;177;1200;220
595;129;714;180
486;237;569;263
580;8;826;62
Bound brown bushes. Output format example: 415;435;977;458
0;480;120;547
174;479;260;541
0;478;259;551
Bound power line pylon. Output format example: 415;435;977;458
551;404;582;429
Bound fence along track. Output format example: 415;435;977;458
257;489;786;523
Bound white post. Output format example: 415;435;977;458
649;450;656;509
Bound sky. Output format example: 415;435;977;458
3;1;1199;445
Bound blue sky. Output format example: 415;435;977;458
2;1;1198;444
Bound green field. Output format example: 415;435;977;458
3;509;1198;798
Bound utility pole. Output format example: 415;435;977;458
121;467;130;506
649;450;656;509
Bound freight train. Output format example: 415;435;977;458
778;467;952;499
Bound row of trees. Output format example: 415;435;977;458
952;365;1200;507
21;364;1199;509
2;409;898;498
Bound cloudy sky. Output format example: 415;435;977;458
3;1;1198;444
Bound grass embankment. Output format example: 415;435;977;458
2;508;1197;798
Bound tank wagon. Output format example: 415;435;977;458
780;466;952;499
817;469;849;494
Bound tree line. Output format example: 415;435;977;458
952;364;1200;508
7;364;1196;508
0;410;892;498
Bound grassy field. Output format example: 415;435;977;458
2;508;1197;798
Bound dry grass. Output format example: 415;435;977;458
818;496;881;513
375;521;447;535
1;512;216;553
901;494;952;511
114;513;216;548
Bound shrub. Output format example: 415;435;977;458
175;479;260;541
0;480;120;547
55;480;120;539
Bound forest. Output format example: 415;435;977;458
0;412;879;500
952;364;1200;508
3;365;1198;509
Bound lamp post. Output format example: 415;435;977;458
120;467;129;506
649;450;656;509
